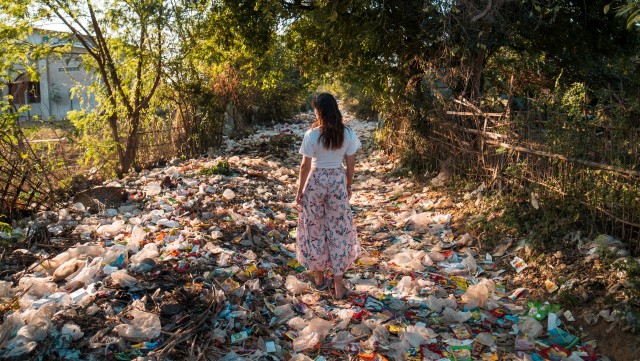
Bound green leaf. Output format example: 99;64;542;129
604;4;610;14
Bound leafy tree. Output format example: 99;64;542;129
606;0;640;29
34;0;167;176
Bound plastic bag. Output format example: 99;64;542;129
18;276;57;298
443;307;472;323
61;323;84;341
518;317;544;339
0;312;25;349
406;212;432;231
110;270;138;288
274;304;294;321
390;249;425;271
285;275;309;294
432;214;451;225
461;252;477;274
474;332;495;346
461;283;488;309
223;189;236;200
0;280;13;298
127;225;146;251
293;318;332;352
43;245;105;274
289;354;314;361
114;310;161;342
0;338;37;357
130;243;159;264
144;182;162;196
422;253;434;266
66;257;102;291
288;317;309;331
16;313;51;342
97;220;125;237
402;324;436;347
425;295;445;313
457;233;474;247
395;276;415;297
330;330;355;349
53;259;86;282
427;252;445;262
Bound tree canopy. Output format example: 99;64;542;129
1;0;640;175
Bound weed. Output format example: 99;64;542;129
0;222;11;234
558;290;581;308
199;160;232;176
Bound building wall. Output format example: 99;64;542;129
3;29;97;122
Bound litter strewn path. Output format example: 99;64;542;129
0;114;618;360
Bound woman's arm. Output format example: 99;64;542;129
345;154;355;199
296;156;312;204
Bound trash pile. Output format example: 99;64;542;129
0;114;616;360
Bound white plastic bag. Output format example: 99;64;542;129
274;304;295;321
293;318;332;352
461;252;477;274
474;332;495;346
402;324;436;347
519;317;543;339
425;295;444;313
110;270;139;288
130;243;159;264
443;307;472;323
288;317;309;331
127;225;146;252
18;276;57;298
66;257;102;291
61;323;84;341
0;312;25;349
144;182;162;196
53;259;86;282
285;275;309;294
114;310;161;342
17;313;51;341
97;220;125;237
0;280;13;298
457;233;474;247
395;276;415;297
406;212;432;231
461;283;488;309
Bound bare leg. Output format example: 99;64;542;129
314;270;324;287
334;274;347;299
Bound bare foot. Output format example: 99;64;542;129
334;274;347;299
334;283;347;299
313;271;324;287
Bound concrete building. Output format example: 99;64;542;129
1;29;96;121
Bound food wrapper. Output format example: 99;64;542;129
449;344;472;361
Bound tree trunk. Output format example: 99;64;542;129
467;47;485;102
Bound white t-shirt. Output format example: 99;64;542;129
299;127;361;168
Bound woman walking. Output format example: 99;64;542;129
296;93;361;299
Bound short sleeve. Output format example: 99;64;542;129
345;128;361;155
299;129;316;158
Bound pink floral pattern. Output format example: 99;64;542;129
296;168;360;275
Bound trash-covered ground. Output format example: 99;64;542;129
0;113;635;360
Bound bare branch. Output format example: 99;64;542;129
471;0;492;23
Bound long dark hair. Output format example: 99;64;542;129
311;93;345;150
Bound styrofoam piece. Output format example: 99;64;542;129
70;288;89;303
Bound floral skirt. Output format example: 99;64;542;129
296;167;360;275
